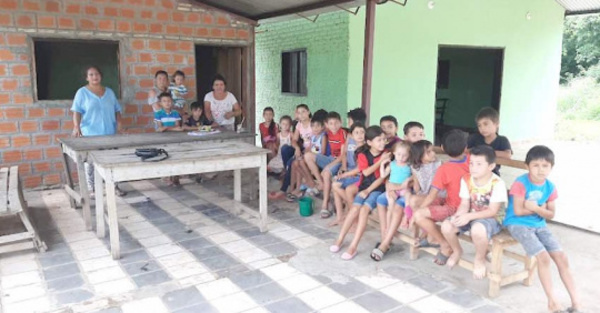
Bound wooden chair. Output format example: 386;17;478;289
0;166;47;254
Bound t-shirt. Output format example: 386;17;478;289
185;115;212;127
459;173;508;223
389;162;411;184
503;174;558;228
259;122;278;143
168;83;188;109
346;138;359;170
467;133;511;175
412;160;445;196
357;150;385;192
154;109;181;127
71;87;121;137
326;129;347;158
203;91;237;126
431;155;470;209
385;136;402;150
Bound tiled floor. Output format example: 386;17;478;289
0;175;596;313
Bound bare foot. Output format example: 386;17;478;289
473;259;487;279
328;219;342;227
268;191;285;200
446;249;463;269
547;301;563;313
400;215;409;229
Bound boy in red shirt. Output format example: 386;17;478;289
413;129;469;265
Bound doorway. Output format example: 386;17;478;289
195;45;245;125
434;46;504;144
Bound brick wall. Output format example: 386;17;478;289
0;0;253;189
254;12;350;129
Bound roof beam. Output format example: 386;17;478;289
254;0;355;20
565;9;600;15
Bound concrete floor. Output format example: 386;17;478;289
0;174;597;313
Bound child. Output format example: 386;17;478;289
330;126;389;260
403;121;426;143
168;70;188;116
504;146;581;313
441;145;507;279
154;92;182;186
468;107;511;175
289;118;326;198
267;115;293;174
154;92;182;132
381;141;412;230
380;115;401;150
347;108;367;128
413;129;469;265
329;123;366;226
259;107;279;161
183;101;216;130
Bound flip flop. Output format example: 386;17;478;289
415;238;440;249
286;193;298;202
434;251;450;265
329;245;341;253
320;209;332;219
567;308;583;313
341;251;357;260
370;247;388;262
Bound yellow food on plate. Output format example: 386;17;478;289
199;125;212;132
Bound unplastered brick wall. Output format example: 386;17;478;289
0;0;253;188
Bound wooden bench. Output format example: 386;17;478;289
368;154;536;298
0;166;47;254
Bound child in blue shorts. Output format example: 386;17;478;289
327;123;365;226
330;126;389;261
504;146;581;313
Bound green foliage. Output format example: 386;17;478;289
557;76;600;121
561;15;600;83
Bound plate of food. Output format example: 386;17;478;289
199;125;212;132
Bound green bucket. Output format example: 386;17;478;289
298;197;313;217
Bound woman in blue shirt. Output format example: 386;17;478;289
71;66;126;198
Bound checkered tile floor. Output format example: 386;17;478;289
0;178;511;313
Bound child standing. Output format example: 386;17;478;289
380;115;401;150
183;101;216;130
154;92;182;132
468;107;511;175
441;145;507;279
330;126;389;260
259;107;279;161
169;70;188;117
413;129;469;265
267;115;293;174
504;146;581;313
329;123;366;225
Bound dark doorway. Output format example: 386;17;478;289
195;45;243;107
434;46;504;145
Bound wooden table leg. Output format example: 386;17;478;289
259;155;268;232
76;154;92;231
105;179;120;260
95;167;105;238
60;146;76;210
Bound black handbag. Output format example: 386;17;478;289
135;148;169;162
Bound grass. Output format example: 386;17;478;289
555;118;600;141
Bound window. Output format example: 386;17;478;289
34;39;120;100
281;49;307;95
436;60;450;90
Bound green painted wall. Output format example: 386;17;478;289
437;48;499;128
347;0;565;141
255;12;350;127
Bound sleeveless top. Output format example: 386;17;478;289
310;132;326;154
296;121;312;150
412;160;445;196
389;161;412;184
346;138;359;170
279;132;291;146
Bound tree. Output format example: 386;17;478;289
561;15;600;83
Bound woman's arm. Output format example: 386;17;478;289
204;101;213;121
225;102;242;119
115;112;124;134
72;112;82;137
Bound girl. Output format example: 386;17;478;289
381;141;412;231
259;107;279;162
289;118;326;199
330;126;390;260
267;115;292;174
328;123;366;226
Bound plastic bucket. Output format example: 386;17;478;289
298;197;313;217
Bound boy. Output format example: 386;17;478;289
347;108;367;128
441;145;507;279
183;101;216;130
380;115;400;150
504;146;581;313
403;121;426;143
154;92;182;132
468;107;511;175
413;129;469;265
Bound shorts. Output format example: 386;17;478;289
428;205;457;222
338;175;360;189
507;225;562;256
353;191;383;210
458;218;502;239
376;192;406;208
315;154;336;171
394;189;406;197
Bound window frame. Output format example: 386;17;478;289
281;48;307;96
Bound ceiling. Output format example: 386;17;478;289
556;0;600;15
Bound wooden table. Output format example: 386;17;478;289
58;130;255;231
90;142;269;259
